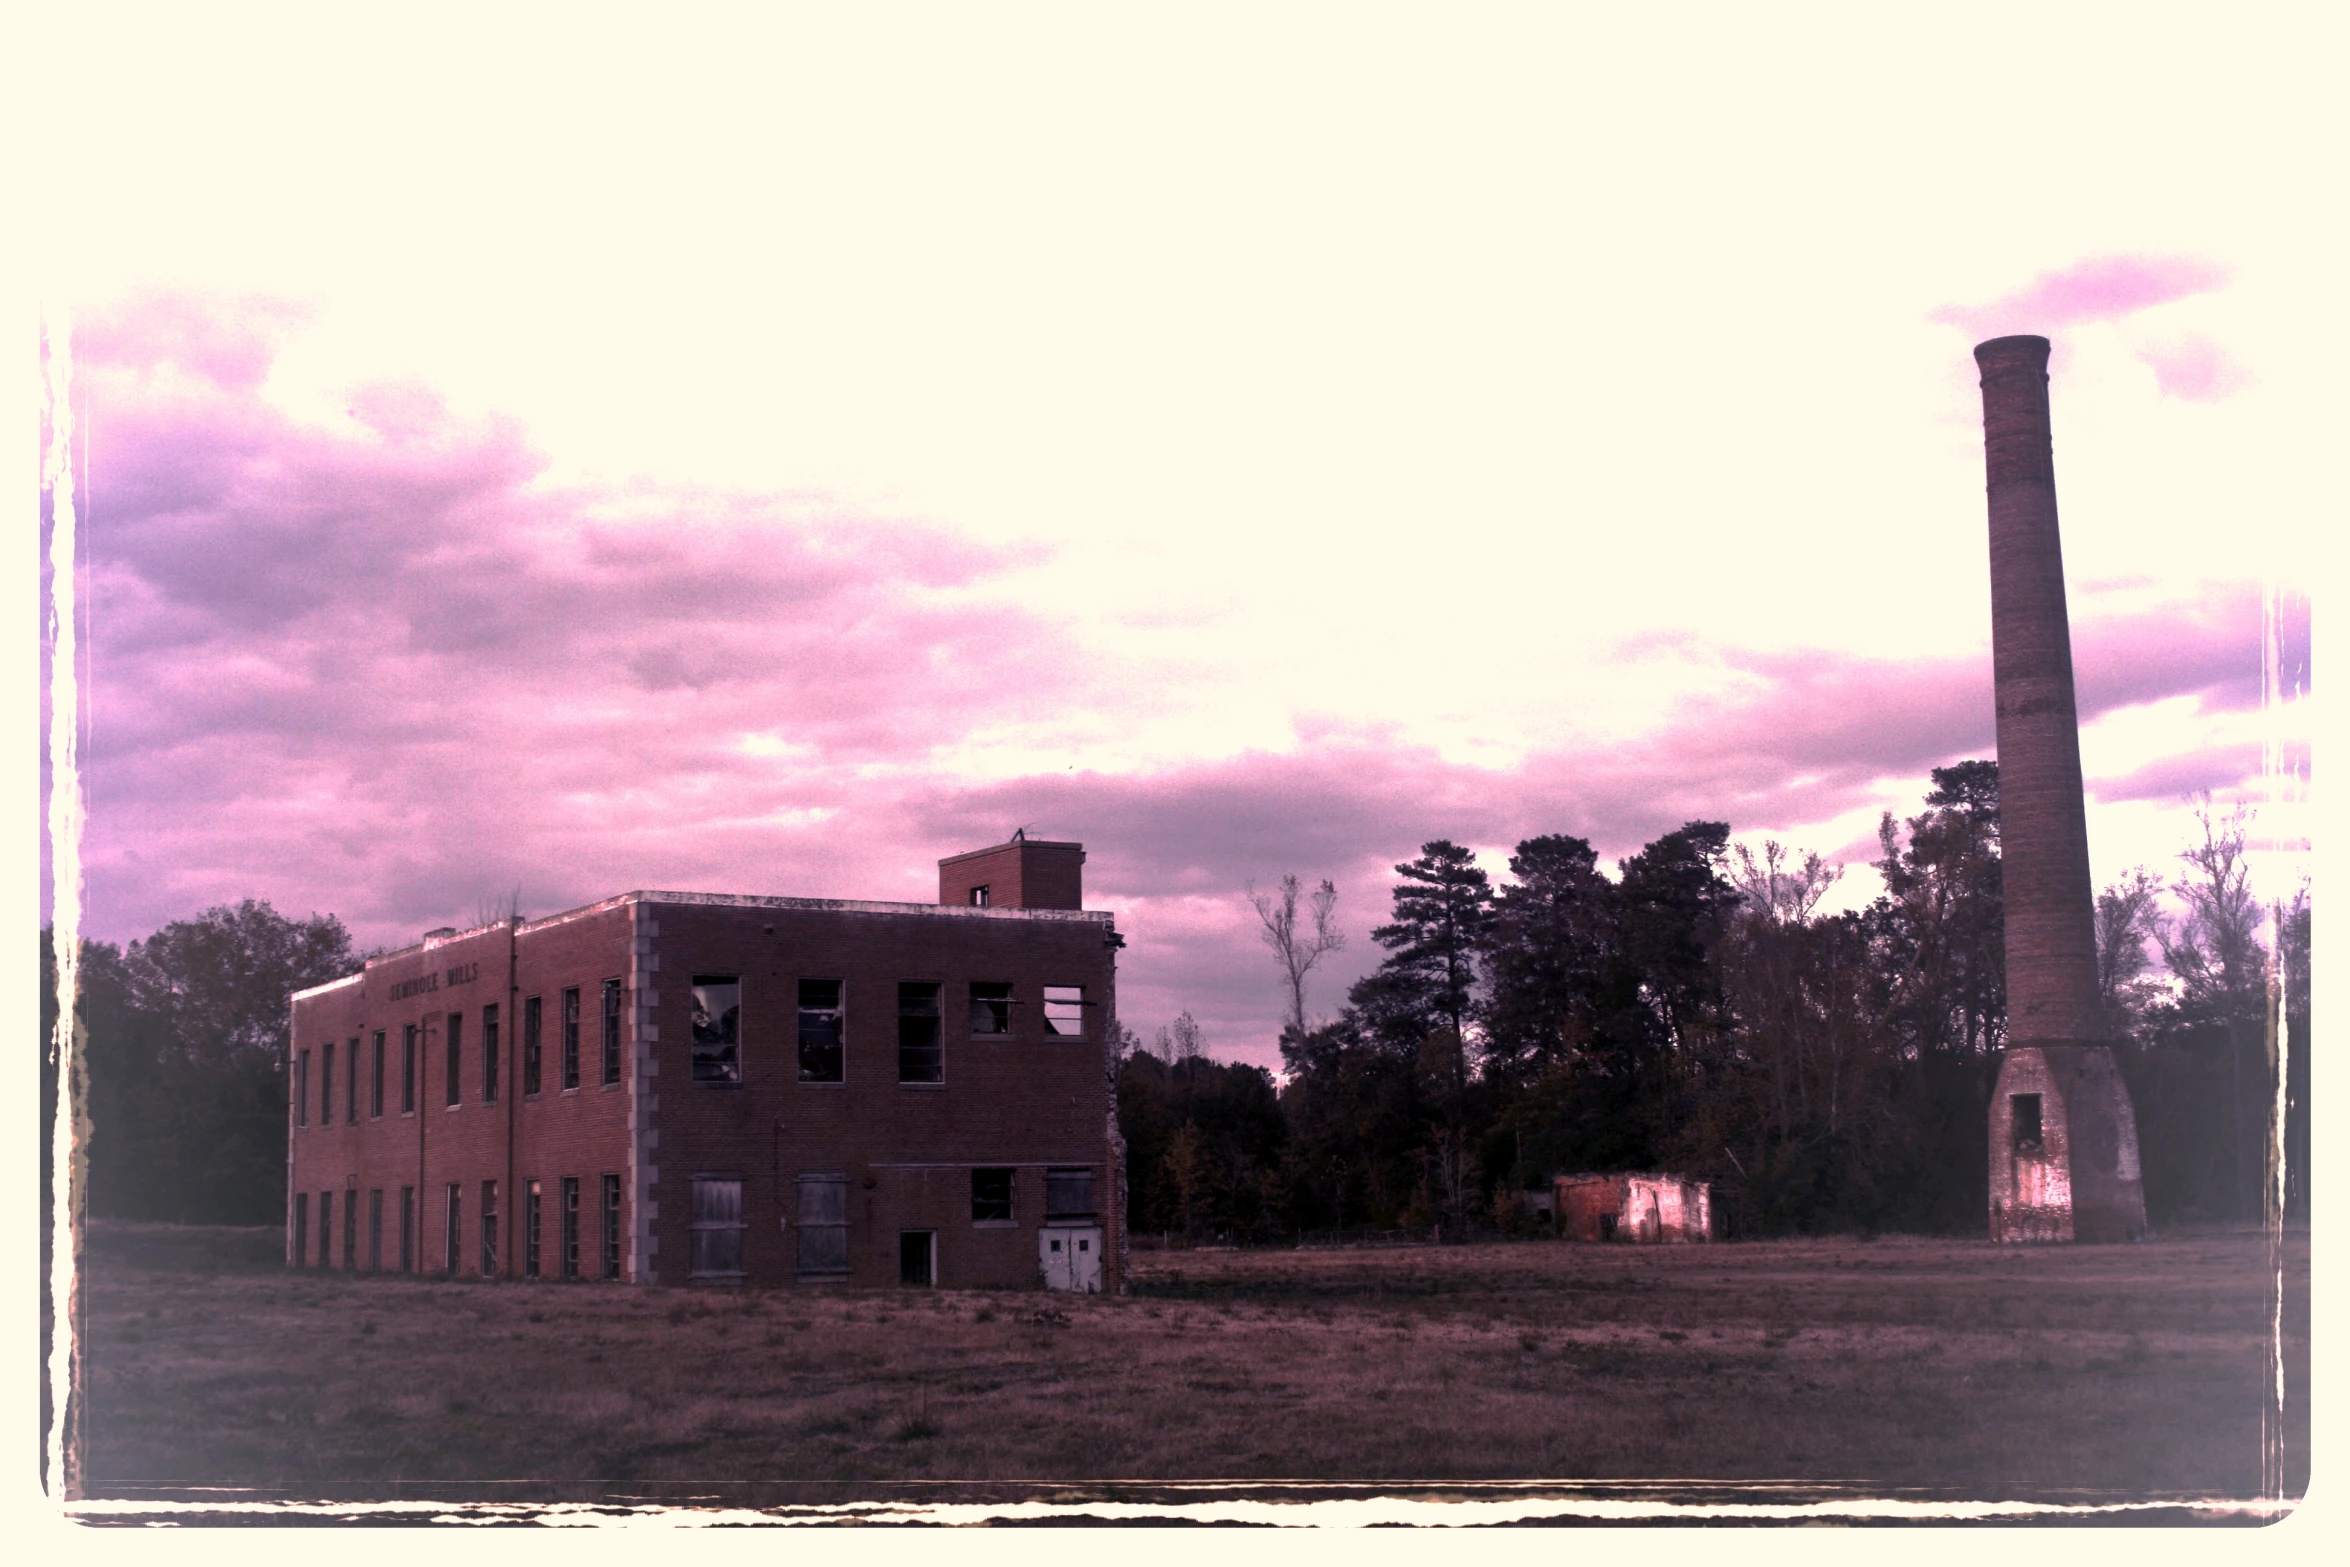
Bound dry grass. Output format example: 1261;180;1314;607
79;1221;2307;1501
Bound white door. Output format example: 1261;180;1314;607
1039;1226;1103;1292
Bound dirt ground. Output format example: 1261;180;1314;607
73;1221;2307;1507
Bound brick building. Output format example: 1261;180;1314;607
285;836;1126;1292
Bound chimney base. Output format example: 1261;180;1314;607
1989;1044;2148;1244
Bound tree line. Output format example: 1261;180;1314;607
39;762;2308;1239
1117;762;2311;1243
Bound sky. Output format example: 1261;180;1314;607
30;6;2323;1073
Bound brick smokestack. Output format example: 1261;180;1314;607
1976;334;2102;1047
1974;334;2146;1243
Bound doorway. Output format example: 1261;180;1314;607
899;1230;936;1287
1039;1226;1103;1292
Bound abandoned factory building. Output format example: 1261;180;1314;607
286;836;1126;1293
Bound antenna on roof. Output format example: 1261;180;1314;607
1011;826;1028;842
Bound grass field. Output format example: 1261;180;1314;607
76;1220;2308;1505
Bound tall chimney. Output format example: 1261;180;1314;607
1975;335;2146;1243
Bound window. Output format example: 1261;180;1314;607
2012;1093;2045;1156
371;1031;386;1117
1045;1168;1095;1221
445;1185;463;1275
797;979;843;1083
601;1174;622;1280
562;988;581;1090
321;1046;334;1126
1043;985;1086;1037
296;1050;309;1128
318;1189;332;1266
969;884;991;907
482;1006;500;1102
446;1012;464;1106
601;979;623;1086
796;1174;848;1276
368;1189;383;1271
480;1181;499;1276
525;1180;543;1278
399;1187;414;1272
402;1024;417;1113
347;1038;359;1124
898;982;943;1083
972;1168;1014;1224
523;997;542;1096
970;982;1013;1036
343;1189;358;1269
691;977;742;1083
689;1176;745;1277
293;1193;308;1264
562;1177;581;1279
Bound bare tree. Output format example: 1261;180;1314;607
1154;1011;1204;1063
1728;840;1843;926
474;885;525;930
1249;875;1346;1035
2094;866;2167;1041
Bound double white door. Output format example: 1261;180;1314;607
1039;1226;1102;1292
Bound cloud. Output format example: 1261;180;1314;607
1930;253;2242;400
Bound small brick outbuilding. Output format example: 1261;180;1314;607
1550;1172;1713;1243
286;836;1126;1293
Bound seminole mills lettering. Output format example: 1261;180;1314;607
387;962;481;1004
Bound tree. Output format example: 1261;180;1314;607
2093;866;2167;1043
123;898;360;1070
1480;834;1618;1085
1871;761;2005;1060
1249;875;1346;1035
1729;840;1843;926
1154;1011;1205;1063
1366;841;1492;1059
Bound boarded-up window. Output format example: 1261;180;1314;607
690;1176;745;1276
1045;1168;1095;1220
898;982;943;1083
970;982;1013;1036
798;979;844;1083
972;1168;1014;1223
1043;986;1085;1037
796;1174;849;1275
691;977;742;1083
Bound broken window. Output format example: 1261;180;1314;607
691;976;742;1083
523;996;543;1096
480;1180;499;1276
601;1173;622;1279
445;1184;462;1275
972;1168;1014;1223
372;1031;386;1117
321;1046;334;1126
562;987;581;1090
562;1176;581;1279
899;982;944;1083
482;1007;499;1102
368;1189;383;1270
969;884;991;907
796;1173;849;1275
399;1186;414;1272
402;1024;417;1113
293;1193;308;1263
347;1039;359;1123
1045;1168;1095;1220
296;1051;309;1128
1043;985;1086;1038
446;1012;464;1106
798;978;844;1083
970;982;1013;1036
602;979;623;1086
525;1179;543;1278
689;1175;745;1277
2011;1093;2045;1156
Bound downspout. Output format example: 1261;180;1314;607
286;998;298;1265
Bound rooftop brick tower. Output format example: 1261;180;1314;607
1975;334;2147;1243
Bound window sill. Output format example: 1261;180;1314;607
972;1220;1018;1230
897;1081;947;1090
796;1080;847;1090
691;1080;746;1089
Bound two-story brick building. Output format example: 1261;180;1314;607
286;835;1126;1292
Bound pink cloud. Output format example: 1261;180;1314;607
1931;253;2242;401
